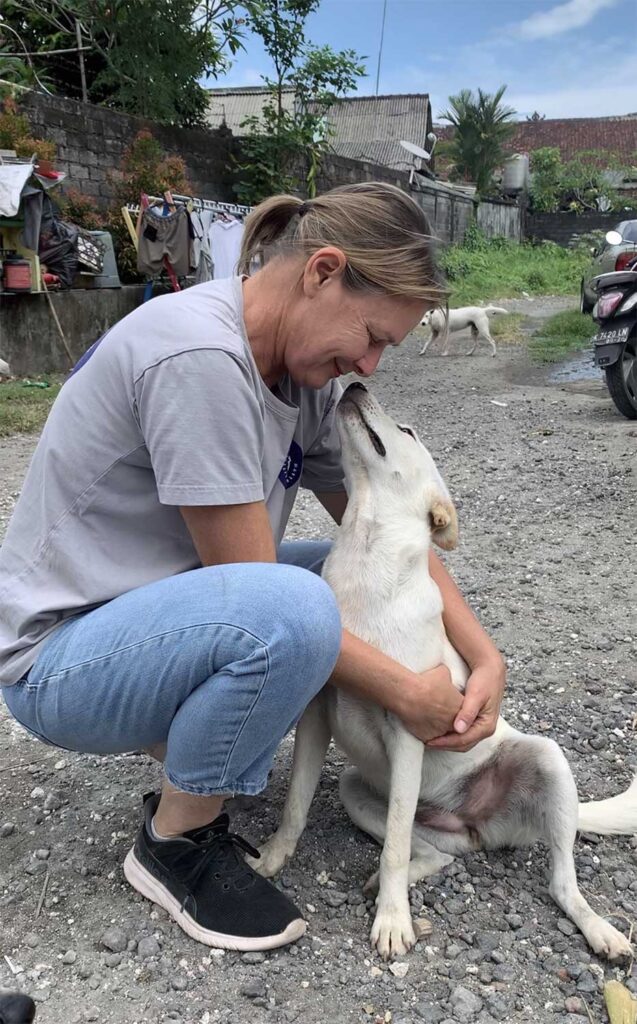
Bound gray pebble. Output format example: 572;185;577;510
170;976;188;991
1;822;15;838
450;984;484;1021
557;917;576;935
137;936;160;959
62;949;77;964
242;951;266;963
100;926;128;953
241;978;266;999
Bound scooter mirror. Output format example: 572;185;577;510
605;230;623;246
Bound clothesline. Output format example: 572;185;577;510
124;193;253;218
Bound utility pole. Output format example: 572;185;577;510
75;20;88;103
375;0;387;96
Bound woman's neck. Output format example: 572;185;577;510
242;269;292;387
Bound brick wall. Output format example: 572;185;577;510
19;90;239;208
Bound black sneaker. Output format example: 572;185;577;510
123;793;306;950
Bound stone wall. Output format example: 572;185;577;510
19;90;239;208
526;210;637;246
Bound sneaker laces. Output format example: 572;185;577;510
173;826;261;905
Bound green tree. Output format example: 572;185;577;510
0;0;245;126
530;146;632;213
235;0;365;204
438;85;516;196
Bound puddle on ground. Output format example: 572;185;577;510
549;349;602;383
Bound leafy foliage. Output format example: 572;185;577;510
235;0;365;204
438;226;589;306
0;0;246;126
437;85;516;196
0;94;55;161
529;146;632;213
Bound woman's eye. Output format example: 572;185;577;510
367;330;382;347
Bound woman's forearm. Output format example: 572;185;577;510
428;550;504;671
328;628;463;743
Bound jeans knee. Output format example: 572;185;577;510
272;565;341;692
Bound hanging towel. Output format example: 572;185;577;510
0;163;34;217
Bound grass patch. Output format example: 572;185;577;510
440;229;588;307
528;309;596;363
489;313;526;345
0;376;64;437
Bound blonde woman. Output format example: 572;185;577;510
0;183;505;951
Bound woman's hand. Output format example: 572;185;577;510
397;665;464;745
426;656;506;752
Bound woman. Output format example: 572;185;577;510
0;183;505;951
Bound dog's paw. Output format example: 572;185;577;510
585;918;633;960
370;908;416;960
249;837;295;878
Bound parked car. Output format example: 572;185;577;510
580;219;637;313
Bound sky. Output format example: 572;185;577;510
211;0;637;121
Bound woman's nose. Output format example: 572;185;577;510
354;346;384;377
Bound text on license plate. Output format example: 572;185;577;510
594;325;630;345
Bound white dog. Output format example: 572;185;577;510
253;382;636;961
419;305;508;357
0;358;11;378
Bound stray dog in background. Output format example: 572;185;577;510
419;305;508;357
0;992;36;1024
253;382;636;960
0;358;11;378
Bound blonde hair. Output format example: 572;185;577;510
238;182;447;303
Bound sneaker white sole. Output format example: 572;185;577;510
123;848;307;951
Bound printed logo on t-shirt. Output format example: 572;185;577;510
279;440;303;489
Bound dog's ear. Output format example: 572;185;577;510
428;498;458;551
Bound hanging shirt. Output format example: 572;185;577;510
0;277;345;687
209;217;244;279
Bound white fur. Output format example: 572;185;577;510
254;385;635;961
419;305;508;357
0;358;11;377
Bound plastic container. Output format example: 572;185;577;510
3;256;32;292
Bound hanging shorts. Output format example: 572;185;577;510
137;207;191;278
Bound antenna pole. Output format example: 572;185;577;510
375;0;387;96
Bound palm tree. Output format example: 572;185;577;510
439;85;516;195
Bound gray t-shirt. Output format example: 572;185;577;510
0;277;344;686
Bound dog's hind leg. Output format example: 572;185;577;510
251;692;331;877
466;325;479;356
539;741;632;959
483;327;497;357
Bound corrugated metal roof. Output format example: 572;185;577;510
205;89;431;170
206;86;296;131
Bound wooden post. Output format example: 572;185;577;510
75;20;88;103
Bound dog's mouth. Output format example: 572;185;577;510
340;383;387;457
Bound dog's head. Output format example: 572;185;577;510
337;383;458;550
420;310;433;328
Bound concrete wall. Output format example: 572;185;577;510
19;90;239;208
527;209;637;246
0;285;149;376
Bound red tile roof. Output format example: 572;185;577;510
435;115;637;165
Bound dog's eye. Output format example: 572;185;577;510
398;425;416;440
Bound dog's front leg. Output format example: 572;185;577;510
250;691;331;877
371;729;424;959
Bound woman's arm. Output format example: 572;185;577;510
426;550;506;751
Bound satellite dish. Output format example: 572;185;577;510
400;139;431;161
400;139;432;185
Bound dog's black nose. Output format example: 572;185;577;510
344;381;367;395
0;992;36;1023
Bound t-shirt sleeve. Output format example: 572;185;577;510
300;378;345;493
134;348;265;506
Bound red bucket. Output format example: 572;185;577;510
3;257;32;293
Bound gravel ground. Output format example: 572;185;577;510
1;296;636;1024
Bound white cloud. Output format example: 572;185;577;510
515;0;620;41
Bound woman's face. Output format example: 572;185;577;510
280;250;430;389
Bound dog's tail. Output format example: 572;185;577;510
484;306;508;317
578;775;637;835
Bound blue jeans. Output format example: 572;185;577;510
2;541;340;796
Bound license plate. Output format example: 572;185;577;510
593;325;630;346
